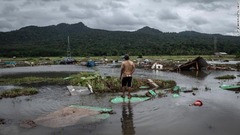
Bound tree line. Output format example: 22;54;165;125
0;22;239;57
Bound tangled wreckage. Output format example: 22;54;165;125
173;57;209;72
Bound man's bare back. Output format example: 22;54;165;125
121;60;135;78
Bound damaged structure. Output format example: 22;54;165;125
173;57;209;72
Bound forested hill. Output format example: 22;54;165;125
0;22;239;57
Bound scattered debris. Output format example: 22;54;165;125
19;120;37;128
0;61;17;68
172;93;180;98
87;84;94;93
147;79;159;88
219;84;240;91
64;76;74;80
24;61;34;66
151;63;163;70
205;86;211;91
0;118;5;125
59;57;77;64
182;89;193;93
86;60;96;67
145;90;157;97
67;85;91;96
190;100;203;106
192;87;199;90
172;86;181;93
215;75;236;80
139;85;150;89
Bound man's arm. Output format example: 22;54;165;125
131;62;135;75
120;63;124;79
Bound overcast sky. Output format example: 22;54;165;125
0;0;238;35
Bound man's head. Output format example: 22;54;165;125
124;54;129;60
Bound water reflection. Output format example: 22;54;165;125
178;70;211;79
121;101;135;135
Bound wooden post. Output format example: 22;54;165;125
196;61;199;71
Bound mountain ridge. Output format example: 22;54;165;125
0;22;239;57
3;22;227;36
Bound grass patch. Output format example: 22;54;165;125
0;72;176;93
67;72;176;92
0;87;38;98
0;77;67;86
214;75;236;79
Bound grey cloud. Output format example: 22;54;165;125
186;24;202;32
151;0;162;2
115;0;129;2
41;0;61;1
193;2;231;11
75;2;102;10
66;10;97;19
2;0;16;1
175;0;230;4
103;1;126;9
224;22;238;35
158;9;180;20
0;0;236;35
22;0;45;6
173;0;234;11
189;16;208;25
20;10;57;20
98;9;144;28
0;20;12;31
60;5;70;12
23;0;61;6
1;4;19;15
26;0;61;2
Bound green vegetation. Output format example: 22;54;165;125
0;87;38;98
65;72;176;92
0;72;176;93
0;77;67;85
0;22;240;57
214;75;236;80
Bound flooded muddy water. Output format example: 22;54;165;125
0;65;240;135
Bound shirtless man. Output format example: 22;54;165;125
120;54;135;98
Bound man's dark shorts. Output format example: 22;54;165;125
122;77;132;87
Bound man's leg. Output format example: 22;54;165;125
127;87;131;98
122;77;127;97
122;86;126;98
127;77;132;98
